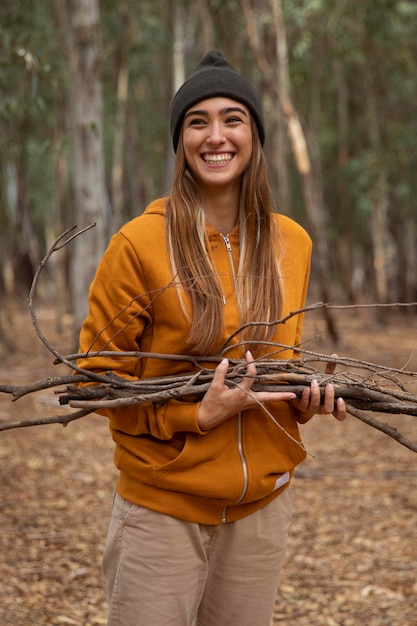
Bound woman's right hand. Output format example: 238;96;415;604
197;351;297;431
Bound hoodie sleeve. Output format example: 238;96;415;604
77;227;207;438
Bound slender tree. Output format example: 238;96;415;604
110;0;132;233
56;0;108;340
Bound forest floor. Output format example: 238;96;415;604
0;296;417;626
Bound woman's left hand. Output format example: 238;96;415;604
290;356;347;423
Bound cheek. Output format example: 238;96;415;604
183;129;199;148
183;136;199;163
183;147;197;169
244;140;254;165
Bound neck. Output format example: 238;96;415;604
201;187;240;235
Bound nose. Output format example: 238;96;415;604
207;121;226;145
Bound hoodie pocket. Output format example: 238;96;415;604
152;431;243;502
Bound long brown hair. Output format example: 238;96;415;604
166;118;283;356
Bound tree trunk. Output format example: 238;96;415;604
125;102;147;217
239;0;291;214
165;0;186;190
110;0;132;234
271;0;292;215
60;0;108;341
196;0;215;53
242;0;339;341
404;219;417;302
8;94;41;293
369;172;394;303
333;56;359;303
363;69;396;306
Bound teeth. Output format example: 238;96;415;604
203;154;232;163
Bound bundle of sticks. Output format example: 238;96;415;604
1;226;416;453
1;349;417;453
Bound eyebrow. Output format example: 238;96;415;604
184;106;248;120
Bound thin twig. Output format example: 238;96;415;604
1;225;417;456
0;409;94;432
28;224;96;372
346;405;417;454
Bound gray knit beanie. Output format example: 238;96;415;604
170;50;265;152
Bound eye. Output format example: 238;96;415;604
188;118;206;127
225;116;243;124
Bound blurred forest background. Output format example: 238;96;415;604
0;0;416;346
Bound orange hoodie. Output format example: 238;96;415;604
77;198;312;524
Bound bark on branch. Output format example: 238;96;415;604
2;353;417;453
1;226;417;456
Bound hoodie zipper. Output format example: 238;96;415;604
221;234;238;299
220;233;248;523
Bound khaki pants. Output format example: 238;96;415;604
103;488;292;626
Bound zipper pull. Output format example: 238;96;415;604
223;234;232;252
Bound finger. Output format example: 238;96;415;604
322;383;336;413
291;386;311;412
241;350;256;391
245;349;256;370
333;397;347;421
308;378;322;411
256;390;297;403
211;358;229;389
324;353;338;375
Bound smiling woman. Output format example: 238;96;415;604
76;50;346;626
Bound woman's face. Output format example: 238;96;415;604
182;97;253;194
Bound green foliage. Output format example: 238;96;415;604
0;1;67;243
0;0;416;299
283;0;417;229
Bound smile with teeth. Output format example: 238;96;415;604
203;153;233;165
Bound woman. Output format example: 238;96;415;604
78;50;346;626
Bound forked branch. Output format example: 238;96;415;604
0;225;416;455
